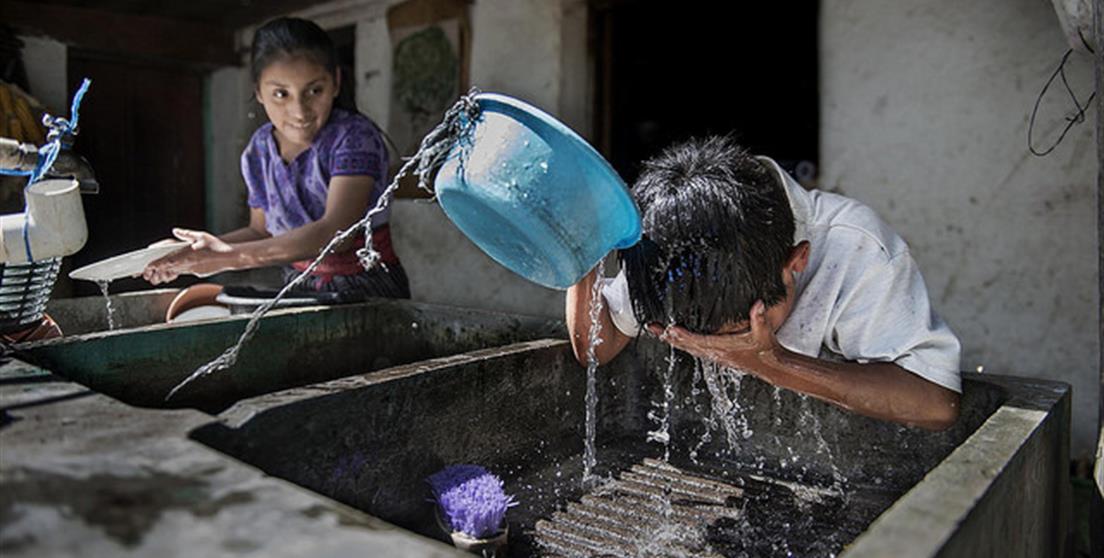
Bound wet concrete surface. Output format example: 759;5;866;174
0;357;464;557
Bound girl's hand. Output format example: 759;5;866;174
171;228;232;253
142;249;190;285
141;229;233;284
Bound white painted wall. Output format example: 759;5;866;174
396;0;577;316
17;35;67;114
821;0;1098;457
206;67;253;234
470;0;563;115
390;199;563;316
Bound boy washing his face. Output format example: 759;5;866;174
567;136;961;430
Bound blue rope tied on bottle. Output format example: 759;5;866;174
0;78;92;262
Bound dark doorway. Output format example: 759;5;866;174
594;1;820;185
67;52;206;295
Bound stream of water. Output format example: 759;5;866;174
582;258;605;486
646;345;677;463
96;279;117;330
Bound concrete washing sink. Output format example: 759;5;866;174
189;337;1070;557
19;294;562;412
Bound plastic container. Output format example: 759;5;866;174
165;283;230;323
434;93;641;290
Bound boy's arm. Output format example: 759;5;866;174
652;302;960;431
566;266;633;366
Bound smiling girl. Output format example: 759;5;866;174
143;17;409;299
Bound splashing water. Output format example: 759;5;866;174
772;385;784;426
166;90;483;401
698;360;754;452
799;394;848;495
582;258;605;486
689;358;712;464
646;345;677;463
96;280;116;330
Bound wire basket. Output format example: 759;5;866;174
0;257;61;334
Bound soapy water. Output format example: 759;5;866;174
96;280;117;330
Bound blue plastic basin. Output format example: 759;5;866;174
434;93;641;290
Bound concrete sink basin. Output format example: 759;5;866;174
191;338;1070;556
16;297;562;412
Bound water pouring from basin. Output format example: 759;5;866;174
431;94;642;488
434;93;642;290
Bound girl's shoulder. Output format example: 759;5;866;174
323;109;382;142
244;122;276;157
316;109;385;157
241;122;278;171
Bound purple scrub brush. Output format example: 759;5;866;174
428;464;516;542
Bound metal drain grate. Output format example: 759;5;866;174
0;258;62;334
534;458;744;557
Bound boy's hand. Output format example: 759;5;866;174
645;301;780;372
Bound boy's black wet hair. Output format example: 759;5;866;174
250;17;357;112
619;136;795;334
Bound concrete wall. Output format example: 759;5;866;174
17;35;67;114
206;67;253;235
820;0;1098;457
396;0;580;317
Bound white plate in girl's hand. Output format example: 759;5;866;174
68;242;190;283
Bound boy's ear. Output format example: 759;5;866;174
787;241;810;274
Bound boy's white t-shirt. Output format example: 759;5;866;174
602;157;962;393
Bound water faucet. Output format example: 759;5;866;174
0;136;95;263
0;137;99;194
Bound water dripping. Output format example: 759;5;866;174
96;279;117;330
700;361;754;452
646;345;677;463
772;385;784;426
689;357;712;464
799;394;848;496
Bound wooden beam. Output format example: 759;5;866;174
1;1;238;68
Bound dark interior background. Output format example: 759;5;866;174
593;0;820;185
